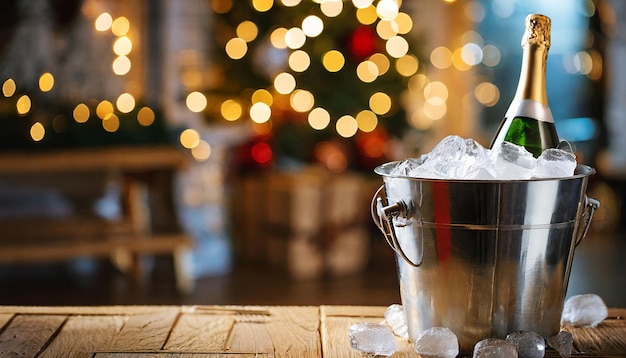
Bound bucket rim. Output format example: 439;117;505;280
374;162;596;183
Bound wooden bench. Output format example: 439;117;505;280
0;146;194;293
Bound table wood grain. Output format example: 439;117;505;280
0;306;623;357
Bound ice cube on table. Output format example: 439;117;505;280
348;322;397;357
473;338;518;357
383;304;409;339
546;331;574;358
532;148;577;178
561;293;609;327
413;327;459;358
505;330;546;358
491;141;536;180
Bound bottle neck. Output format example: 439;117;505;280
513;44;548;105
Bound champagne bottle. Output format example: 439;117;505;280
490;14;559;158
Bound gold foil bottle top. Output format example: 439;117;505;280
521;14;551;48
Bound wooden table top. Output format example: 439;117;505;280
0;305;623;357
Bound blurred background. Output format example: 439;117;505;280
0;0;624;308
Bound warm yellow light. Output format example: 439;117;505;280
588;49;603;81
281;0;302;6
386;36;409;58
237;21;259;42
251;89;273;106
452;47;472;71
252;0;273;12
322;50;345;72
369;92;392;115
113;36;132;56
290;89;314;112
336;115;358;138
192;140;212;161
424;101;447;120
38;72;54;92
102;113;120;132
395;55;419;77
2;79;16;97
376;20;398;40
352;0;373;9
30;122;45;141
474;82;500;107
252;120;273;135
356;5;378;25
410;110;433;130
186;91;208;113
424;81;449;105
96;100;115;119
16;95;31;116
356;110;378;132
180;128;200;149
395;12;413;34
211;0;233;13
285;27;306;49
369;53;390;75
289;50;311;72
73;103;90;123
408;73;429;92
308;107;330;130
430;46;453;69
112;56;131;75
137;107;156;126
302;15;324;37
225;38;248;59
270;28;288;49
221;99;243;121
95;13;113;32
250;102;272;123
116;93;136;113
320;0;343;17
356;60;379;83
376;0;399;20
274;72;296;94
111;16;130;36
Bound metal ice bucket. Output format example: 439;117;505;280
372;162;599;351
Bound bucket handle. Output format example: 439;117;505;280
371;185;422;267
575;196;600;247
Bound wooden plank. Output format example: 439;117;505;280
320;306;414;358
164;313;236;352
0;306;181;316
94;353;269;357
108;310;180;351
222;307;318;356
39;315;126;358
0;314;14;331
0;314;66;357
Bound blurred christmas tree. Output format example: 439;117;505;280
204;0;424;172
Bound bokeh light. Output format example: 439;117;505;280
111;16;130;36
30;122;45;141
180;128;200;149
96;100;115;119
289;50;311;72
302;15;324;37
369;92;392;115
308;107;331;130
356;110;378;132
73;103;90;123
250;102;272;123
221;99;243;121
336;115;358;138
95;13;113;32
192;140;212;161
322;50;345;72
16;95;31;116
116;93;136;113
186;91;208;113
39;72;54;92
137;107;156;126
237;21;259;42
3;79;16;97
274;72;296;94
225;38;248;59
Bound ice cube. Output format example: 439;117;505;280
348;322;397;357
383;304;409;339
413;327;459;358
491;141;536;180
546;331;574;358
561;293;608;327
532;148;577;178
391;158;422;176
505;331;546;358
473;338;518;358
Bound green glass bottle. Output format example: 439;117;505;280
490;14;559;158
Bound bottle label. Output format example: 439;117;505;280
505;99;554;123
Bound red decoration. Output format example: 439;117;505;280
346;26;378;61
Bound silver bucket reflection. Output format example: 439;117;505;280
372;162;599;352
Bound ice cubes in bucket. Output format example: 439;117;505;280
348;322;397;357
561;293;609;327
390;135;577;180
